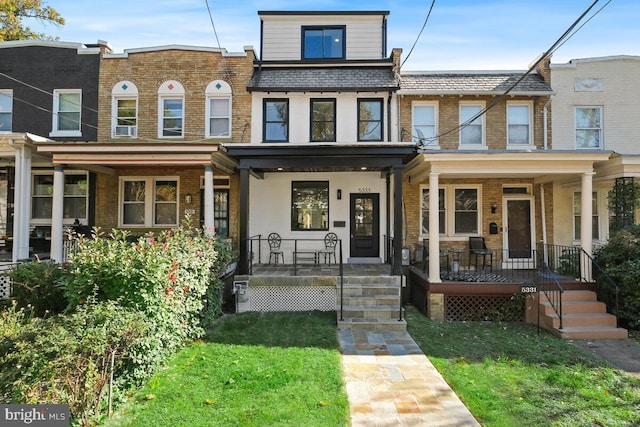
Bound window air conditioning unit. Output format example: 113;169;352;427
114;125;137;137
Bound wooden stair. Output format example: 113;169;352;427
337;276;406;331
538;290;628;339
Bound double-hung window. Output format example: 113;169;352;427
158;80;185;138
575;106;602;149
0;90;12;132
310;99;336;142
507;102;532;146
420;186;480;236
206;80;232;138
412;102;437;146
421;188;446;234
573;191;599;240
51;89;81;137
264;99;288;142
32;172;88;223
112;81;138;138
302;26;345;60
358;99;383;141
459;103;484;147
121;177;178;227
291;181;329;231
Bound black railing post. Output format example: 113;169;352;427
339;240;344;321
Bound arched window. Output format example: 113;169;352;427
158;80;185;138
111;81;138;138
205;80;232;138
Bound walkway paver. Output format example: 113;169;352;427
339;328;481;427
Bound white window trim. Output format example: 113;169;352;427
0;89;13;133
205;80;232;139
411;101;439;149
158;80;185;139
575;106;603;149
31;171;89;225
506;101;534;149
119;176;180;228
111;81;139;139
573;190;604;243
420;184;482;239
50;89;82;137
459;101;486;149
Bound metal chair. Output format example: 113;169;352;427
468;236;493;271
422;238;449;275
318;232;338;264
267;232;285;264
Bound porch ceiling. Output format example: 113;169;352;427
405;150;613;184
593;153;640;182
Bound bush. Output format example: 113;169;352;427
594;225;640;329
8;260;68;316
0;299;149;425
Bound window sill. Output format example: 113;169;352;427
458;144;488;150
49;131;82;138
506;144;536;150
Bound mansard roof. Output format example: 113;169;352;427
398;71;552;96
247;67;399;92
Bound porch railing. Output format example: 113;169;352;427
536;261;564;333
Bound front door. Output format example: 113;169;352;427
350;193;379;258
504;198;535;267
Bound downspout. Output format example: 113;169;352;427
540;184;548;264
543;97;551;150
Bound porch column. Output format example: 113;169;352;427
580;171;594;281
428;172;442;283
49;165;64;262
12;143;32;262
392;165;404;275
203;165;215;236
238;166;250;275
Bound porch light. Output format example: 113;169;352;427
186;194;192;204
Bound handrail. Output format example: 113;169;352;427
247;234;261;275
581;249;620;327
338;240;344;321
537;261;565;334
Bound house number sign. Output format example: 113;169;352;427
358;188;371;193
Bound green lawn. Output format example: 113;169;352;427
405;306;640;427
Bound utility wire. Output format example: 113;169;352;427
401;0;436;68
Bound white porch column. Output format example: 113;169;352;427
49;165;65;262
580;171;594;281
12;144;32;262
428;172;442;283
203;165;215;236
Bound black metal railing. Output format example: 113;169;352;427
536;261;564;333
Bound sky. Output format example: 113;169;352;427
25;0;640;71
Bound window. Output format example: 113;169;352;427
455;189;478;234
412;102;437;146
206;80;232;138
51;89;81;136
158;81;185;138
264;99;288;142
0;90;12;132
121;177;178;227
310;99;336;142
575;107;602;149
31;172;88;222
291;181;329;231
358;99;383;141
302;26;345;60
112;81;138;138
421;188;445;234
574;191;599;240
459;103;484;146
507;103;531;146
214;190;229;238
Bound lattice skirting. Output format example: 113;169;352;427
249;286;336;312
0;272;12;300
445;295;523;321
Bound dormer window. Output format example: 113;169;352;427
302;26;345;60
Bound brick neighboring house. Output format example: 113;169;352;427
224;11;416;275
550;55;640;245
0;40;106;262
35;44;255;256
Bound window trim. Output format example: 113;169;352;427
31;171;89;225
205;80;232;139
301;25;346;61
291;180;330;232
506;101;533;148
50;89;82;137
420;184;482;238
158;80;185;139
309;98;336;142
575;106;603;149
421;187;446;235
573;190;601;241
357;98;384;142
411;101;438;147
119;176;180;228
111;81;138;138
263;98;289;142
459;101;486;148
0;89;13;133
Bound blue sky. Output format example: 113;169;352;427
28;0;640;70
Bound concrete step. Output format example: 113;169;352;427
543;312;619;329
540;300;607;316
553;326;628;340
340;284;400;297
339;295;400;306
337;317;407;331
340;305;404;319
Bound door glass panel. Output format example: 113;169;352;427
354;197;374;237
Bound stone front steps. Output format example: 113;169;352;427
538;290;628;340
336;276;406;331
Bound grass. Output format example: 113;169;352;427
104;311;349;427
405;306;640;427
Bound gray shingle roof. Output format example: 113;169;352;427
248;67;399;92
399;72;552;95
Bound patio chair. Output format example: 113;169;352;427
422;238;449;275
318;232;338;264
267;232;285;264
468;236;493;272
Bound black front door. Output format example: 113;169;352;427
350;193;379;258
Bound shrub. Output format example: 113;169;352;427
594;225;640;329
7;260;68;316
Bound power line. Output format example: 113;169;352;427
401;0;436;68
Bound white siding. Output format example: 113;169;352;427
551;57;640;153
260;14;386;61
